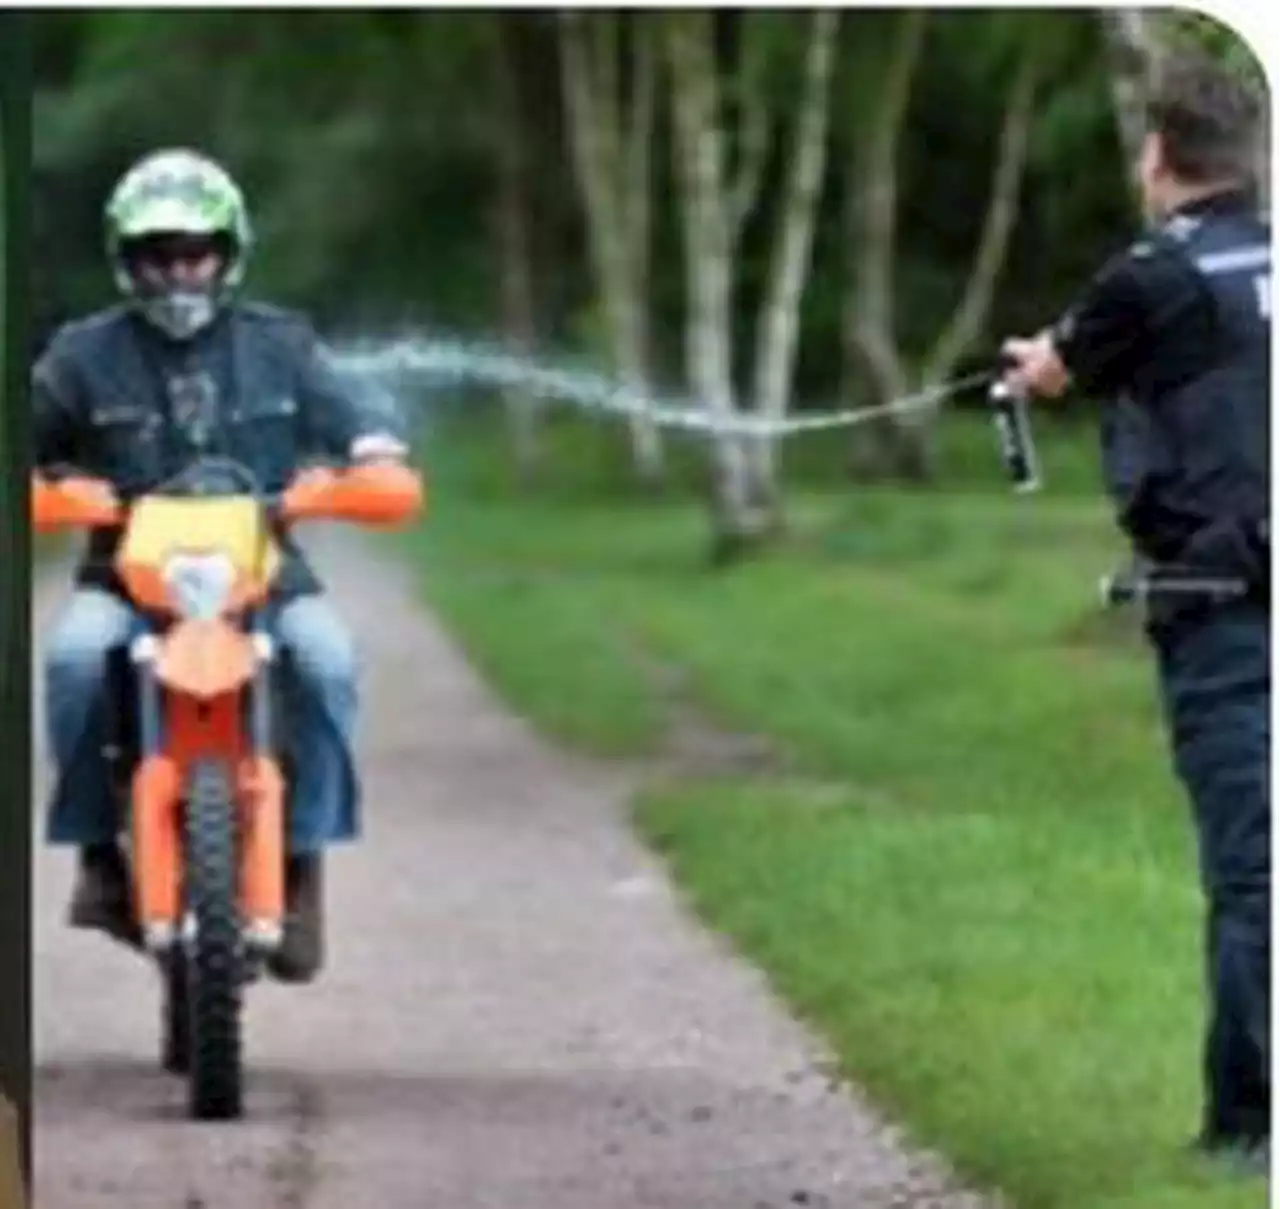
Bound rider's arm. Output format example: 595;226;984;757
294;330;400;460
31;338;82;471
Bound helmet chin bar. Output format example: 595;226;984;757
140;289;218;342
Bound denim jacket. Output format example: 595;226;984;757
33;300;386;600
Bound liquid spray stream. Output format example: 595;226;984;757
328;332;995;441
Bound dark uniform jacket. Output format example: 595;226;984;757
1053;189;1270;588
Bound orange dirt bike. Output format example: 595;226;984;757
32;454;423;1121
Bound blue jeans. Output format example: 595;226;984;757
1153;604;1270;1142
43;588;361;852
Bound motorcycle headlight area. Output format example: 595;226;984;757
162;552;238;619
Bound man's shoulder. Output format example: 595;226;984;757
1138;209;1268;265
234;299;318;343
1117;228;1195;268
1091;227;1203;304
41;303;133;361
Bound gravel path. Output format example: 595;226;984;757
32;534;1000;1209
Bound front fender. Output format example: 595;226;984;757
155;619;256;701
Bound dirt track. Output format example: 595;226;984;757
32;534;999;1209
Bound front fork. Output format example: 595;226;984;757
128;618;287;958
241;625;286;954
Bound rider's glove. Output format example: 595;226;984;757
349;432;408;464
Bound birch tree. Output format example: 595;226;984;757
1098;7;1153;183
559;11;666;486
746;8;840;504
843;12;1043;480
663;11;839;556
662;10;771;557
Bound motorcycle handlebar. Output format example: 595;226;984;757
33;458;424;535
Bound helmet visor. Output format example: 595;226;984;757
122;232;232;293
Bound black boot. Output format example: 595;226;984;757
68;843;142;948
267;853;324;984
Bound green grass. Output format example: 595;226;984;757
395;406;1265;1209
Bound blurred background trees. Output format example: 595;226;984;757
30;8;1266;546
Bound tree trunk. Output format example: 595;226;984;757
623;20;664;482
922;38;1042;387
727;11;774;252
748;9;839;506
842;10;927;480
558;11;666;486
663;11;765;560
1098;8;1154;197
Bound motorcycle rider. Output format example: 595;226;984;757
33;148;407;984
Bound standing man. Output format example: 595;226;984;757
1002;52;1269;1172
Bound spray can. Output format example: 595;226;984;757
989;376;1041;493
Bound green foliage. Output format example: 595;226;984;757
1156;10;1267;95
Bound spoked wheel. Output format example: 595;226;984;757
181;760;245;1120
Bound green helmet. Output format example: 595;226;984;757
105;148;252;340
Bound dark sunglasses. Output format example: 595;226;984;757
126;233;231;267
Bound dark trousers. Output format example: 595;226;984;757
1153;603;1270;1142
